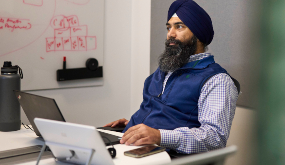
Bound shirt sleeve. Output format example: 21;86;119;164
159;73;239;154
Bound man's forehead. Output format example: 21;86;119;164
166;17;184;25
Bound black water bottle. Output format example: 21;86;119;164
0;61;23;131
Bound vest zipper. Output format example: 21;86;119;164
158;60;199;97
158;70;180;98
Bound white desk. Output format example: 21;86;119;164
0;127;171;165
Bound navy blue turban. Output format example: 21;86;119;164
168;0;214;45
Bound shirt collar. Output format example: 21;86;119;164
179;52;215;69
188;53;213;62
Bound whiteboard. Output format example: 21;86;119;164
0;0;104;90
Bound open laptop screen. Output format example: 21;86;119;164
14;90;65;136
14;90;121;146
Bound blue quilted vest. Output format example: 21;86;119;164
123;56;228;132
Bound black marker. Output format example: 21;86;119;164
63;56;66;69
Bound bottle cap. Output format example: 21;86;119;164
3;61;12;67
1;61;18;74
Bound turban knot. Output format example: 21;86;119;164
168;0;214;45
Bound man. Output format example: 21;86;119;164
104;0;238;154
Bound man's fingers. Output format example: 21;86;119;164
123;124;140;138
133;137;150;146
124;120;129;125
103;122;115;127
111;121;119;127
120;126;142;144
104;118;129;127
125;133;142;145
120;129;136;144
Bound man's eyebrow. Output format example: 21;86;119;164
166;22;185;26
174;22;185;25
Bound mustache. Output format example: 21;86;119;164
165;38;183;47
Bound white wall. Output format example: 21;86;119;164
21;0;151;127
130;0;151;114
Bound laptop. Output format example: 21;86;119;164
34;118;114;165
14;90;121;146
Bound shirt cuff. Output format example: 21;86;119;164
159;129;180;150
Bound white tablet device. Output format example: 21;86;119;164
34;118;114;165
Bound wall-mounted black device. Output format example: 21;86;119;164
57;57;103;81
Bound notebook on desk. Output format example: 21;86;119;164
13;90;121;146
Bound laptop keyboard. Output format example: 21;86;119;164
99;131;121;146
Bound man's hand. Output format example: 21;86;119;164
120;124;161;146
103;118;129;128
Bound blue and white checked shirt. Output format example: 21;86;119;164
159;53;239;154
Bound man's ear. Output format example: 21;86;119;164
196;39;206;53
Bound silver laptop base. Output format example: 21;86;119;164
36;142;95;165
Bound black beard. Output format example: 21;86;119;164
158;36;197;72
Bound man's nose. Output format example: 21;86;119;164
168;28;176;38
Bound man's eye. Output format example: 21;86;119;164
167;27;171;31
178;25;183;29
